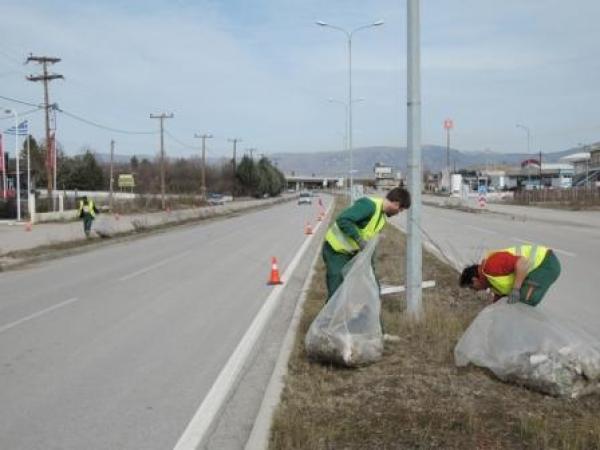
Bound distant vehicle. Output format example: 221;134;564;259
207;193;225;205
298;192;312;205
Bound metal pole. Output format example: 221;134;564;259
347;34;353;200
201;137;206;200
14;111;21;221
160;118;165;209
109;139;114;211
406;0;423;319
27;132;31;218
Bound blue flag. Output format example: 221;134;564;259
4;120;29;136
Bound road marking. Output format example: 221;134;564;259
0;297;79;335
466;224;497;235
511;237;576;257
119;251;192;281
173;201;332;450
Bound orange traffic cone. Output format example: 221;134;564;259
268;257;283;285
304;221;313;235
25;221;32;232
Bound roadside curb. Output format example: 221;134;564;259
173;197;331;450
244;202;333;450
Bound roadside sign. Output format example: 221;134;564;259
118;174;135;189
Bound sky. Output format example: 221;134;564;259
1;0;599;161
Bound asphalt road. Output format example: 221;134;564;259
0;198;324;450
391;201;600;339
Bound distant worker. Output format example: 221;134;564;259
78;195;99;238
323;187;411;300
459;244;561;306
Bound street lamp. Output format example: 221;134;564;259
328;97;365;189
316;20;384;199
5;109;21;221
516;123;532;187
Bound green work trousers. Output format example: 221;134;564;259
520;250;561;306
82;214;94;236
322;242;354;301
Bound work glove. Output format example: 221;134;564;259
357;238;367;251
507;287;521;304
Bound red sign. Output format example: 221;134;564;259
443;119;454;130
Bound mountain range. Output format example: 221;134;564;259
94;144;584;177
270;145;580;177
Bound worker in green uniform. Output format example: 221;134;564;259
323;187;411;300
78;195;99;238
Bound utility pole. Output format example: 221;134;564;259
194;133;213;201
228;138;241;195
228;138;241;174
247;148;256;160
406;0;423;319
26;55;63;197
150;113;174;209
109;139;115;211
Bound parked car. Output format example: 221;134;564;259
207;193;225;205
298;192;312;205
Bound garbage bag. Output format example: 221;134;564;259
305;237;383;367
93;216;115;238
455;302;600;398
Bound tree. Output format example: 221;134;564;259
59;150;105;190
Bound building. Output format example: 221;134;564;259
560;143;600;187
373;162;399;190
505;162;574;189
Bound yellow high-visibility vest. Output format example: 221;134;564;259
325;197;386;254
483;244;549;295
78;200;96;218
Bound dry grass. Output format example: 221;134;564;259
270;197;600;450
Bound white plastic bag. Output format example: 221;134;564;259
305;237;383;367
455;302;600;398
93;215;115;238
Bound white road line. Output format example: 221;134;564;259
466;224;497;235
0;297;80;335
119;251;192;282
511;237;576;258
173;202;332;450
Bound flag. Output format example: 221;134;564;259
0;133;4;172
4;120;29;136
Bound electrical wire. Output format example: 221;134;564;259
56;107;157;135
0;93;40;108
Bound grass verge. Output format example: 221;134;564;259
269;197;600;450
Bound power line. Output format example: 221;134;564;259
57;107;157;135
0;93;40;107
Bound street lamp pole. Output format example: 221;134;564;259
516;123;531;186
5;109;21;221
316;20;384;199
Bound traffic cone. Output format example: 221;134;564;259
268;257;283;285
304;221;313;235
25;221;32;232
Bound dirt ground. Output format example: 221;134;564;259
269;198;600;450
